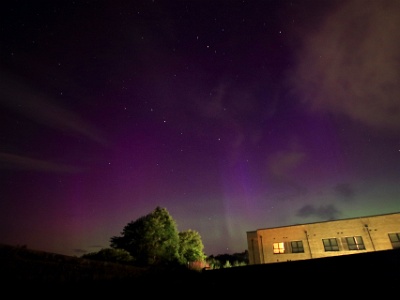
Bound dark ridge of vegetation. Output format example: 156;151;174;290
0;243;204;295
0;243;149;283
206;250;249;268
2;243;399;296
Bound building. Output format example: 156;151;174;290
246;211;400;265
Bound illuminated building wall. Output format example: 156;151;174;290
247;212;400;265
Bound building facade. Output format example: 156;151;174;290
247;212;400;265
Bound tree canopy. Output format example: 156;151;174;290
110;206;180;266
178;229;207;264
110;206;206;267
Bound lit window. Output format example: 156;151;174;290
388;233;400;249
291;241;304;253
346;236;365;250
322;238;339;251
273;242;285;254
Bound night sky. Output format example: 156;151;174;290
1;0;399;257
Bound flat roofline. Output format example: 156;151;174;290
246;211;400;233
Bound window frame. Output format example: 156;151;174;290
273;242;285;254
322;238;340;251
290;240;304;253
345;236;366;250
388;233;400;249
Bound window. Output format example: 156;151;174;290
322;238;339;251
346;236;365;250
291;241;304;253
388;233;400;249
273;242;285;254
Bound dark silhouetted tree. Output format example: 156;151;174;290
110;206;180;266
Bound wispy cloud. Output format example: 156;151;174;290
296;204;340;221
0;72;107;145
334;183;355;202
290;0;400;131
0;152;85;173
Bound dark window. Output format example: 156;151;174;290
322;238;339;251
388;233;400;249
346;236;365;250
291;241;304;253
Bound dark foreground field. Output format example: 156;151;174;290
1;244;399;296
